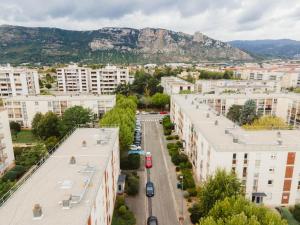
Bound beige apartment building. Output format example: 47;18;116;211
161;76;195;95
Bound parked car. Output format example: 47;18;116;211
145;155;152;168
130;145;141;151
147;216;158;225
146;152;151;157
160;111;168;115
146;181;155;197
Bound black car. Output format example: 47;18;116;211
146;181;155;197
147;216;158;225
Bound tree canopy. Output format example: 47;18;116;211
243;116;289;130
239;100;258;125
151;93;170;109
226;105;243;123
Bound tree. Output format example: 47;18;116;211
151;93;170;109
37;112;61;140
190;169;242;223
199;196;287;225
292;204;300;222
115;83;133;96
227;105;243;123
31;112;43;136
17;144;48;169
45;83;52;89
44;136;59;151
239;100;258;125
243;116;289;130
60;106;93;136
9;121;21;138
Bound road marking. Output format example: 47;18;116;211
155;122;181;224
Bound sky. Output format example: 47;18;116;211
0;0;300;41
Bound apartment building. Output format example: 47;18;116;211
3;95;116;127
171;94;300;206
196;80;281;94
0;110;15;175
0;128;120;225
57;64;130;94
0;65;40;97
161;76;195;95
234;67;300;88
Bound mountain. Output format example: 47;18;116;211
229;39;300;59
0;25;252;64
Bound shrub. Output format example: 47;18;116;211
293;204;300;222
2;165;26;181
115;195;125;209
166;135;175;140
164;129;172;135
179;161;192;170
120;154;140;170
174;135;179;140
176;141;183;148
187;187;198;197
126;174;140;196
172;153;189;166
175;166;180;172
167;143;176;149
189;203;205;224
118;205;127;215
181;169;196;190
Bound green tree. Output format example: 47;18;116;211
9;121;21;139
292;204;300;222
199;196;287;225
31;112;43;136
17;144;48;169
239;100;258;125
115;83;133;96
190;169;242;223
227;105;243;123
45;83;52;89
37;112;61;140
151;93;170;109
44;136;59;151
60;106;93;136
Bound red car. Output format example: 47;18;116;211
145;156;152;168
160;111;169;115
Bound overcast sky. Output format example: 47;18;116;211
0;0;300;41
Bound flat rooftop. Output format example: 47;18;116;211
0;128;119;225
172;94;300;152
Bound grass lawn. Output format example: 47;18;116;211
12;130;39;144
281;207;300;225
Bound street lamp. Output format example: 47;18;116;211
179;175;184;224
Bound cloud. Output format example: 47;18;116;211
0;0;299;41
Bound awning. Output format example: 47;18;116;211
252;192;267;197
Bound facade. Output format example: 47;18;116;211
57;64;130;94
234;67;300;88
161;76;195;95
196;79;281;94
3;95;116;127
0;65;40;97
177;93;300;128
0;110;15;175
0;128;120;225
171;94;300;206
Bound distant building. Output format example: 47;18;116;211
3;95;116;127
177;71;200;80
196;79;281;94
57;64;131;94
0;128;120;225
0;64;40;97
171;94;300;206
161;76;195;95
0;110;15;175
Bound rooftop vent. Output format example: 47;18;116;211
206;113;210;118
185;95;188;99
62;195;72;209
277;139;283;145
233;137;239;143
277;131;281;138
215;120;218;126
33;204;43;219
191;101;194;105
225;129;229;134
216;112;221;116
196;105;199;109
69;156;76;164
82;140;87;148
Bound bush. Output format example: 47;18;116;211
171;153;189;166
126;173;140;196
166;135;175;140
120;154;140;170
179;161;192;170
167;143;177;149
175;166;180;172
293;204;300;222
174;135;179;140
181;169;196;190
2;165;26;181
164;129;172;135
187;188;198;197
115;195;125;209
189;203;205;224
176;141;183;148
118;205;127;215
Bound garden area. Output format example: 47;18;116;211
112;196;136;225
11;129;38;143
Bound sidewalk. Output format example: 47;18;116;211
156;122;192;225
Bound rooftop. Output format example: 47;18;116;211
2;94;116;101
172;94;300;152
0;128;119;225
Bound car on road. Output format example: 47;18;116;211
149;111;159;114
159;111;169;115
130;145;141;151
146;181;155;197
145;155;152;168
141;111;148;115
147;216;158;225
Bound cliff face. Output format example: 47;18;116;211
0;25;252;64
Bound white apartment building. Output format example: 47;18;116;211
171;94;300;206
0;64;40;97
161;76;195;95
3;95;116;127
57;64;130;94
196;80;281;94
0;128;120;225
0;110;15;175
234;67;300;88
180;93;300;128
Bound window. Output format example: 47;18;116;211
232;153;237;164
298;181;300;190
269;167;275;173
35;101;39;106
268;180;273;185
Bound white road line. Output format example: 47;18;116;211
155;122;181;224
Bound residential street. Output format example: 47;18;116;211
126;114;191;225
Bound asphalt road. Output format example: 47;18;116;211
143;119;181;225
